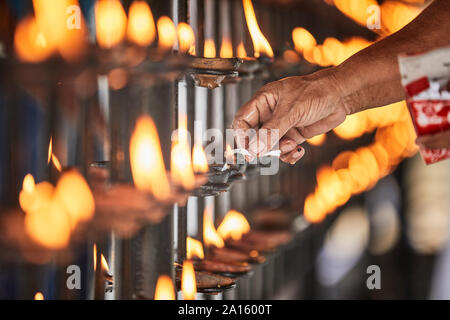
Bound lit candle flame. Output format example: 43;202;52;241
19;175;53;214
47;137;52;164
34;292;44;300
220;37;233;58
203;207;224;248
242;0;273;58
192;143;209;174
95;0;127;48
307;133;326;146
157;16;177;52
186;237;204;260
127;0;156;47
100;254;109;273
15;0;87;62
93;243;97;271
20;170;95;249
154;275;175;300
32;0;87;61
303;193;327;223
237;42;247;58
14;16;54;63
23;174;36;194
54;169;95;227
217;209;251;241
130;115;171;201
171;141;196;190
181;260;196;300
171;116;195;190
24;195;71;249
177;22;195;54
292;27;316;53
51;154;62;172
203;39;216;58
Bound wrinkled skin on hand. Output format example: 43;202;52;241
232;68;350;164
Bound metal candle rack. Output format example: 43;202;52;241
0;0;380;301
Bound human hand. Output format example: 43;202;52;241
232;68;351;164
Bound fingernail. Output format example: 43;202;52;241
292;147;304;158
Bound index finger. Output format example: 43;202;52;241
232;88;278;148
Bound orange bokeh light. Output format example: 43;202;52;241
130;115;171;201
217;210;251;241
127;0;156;47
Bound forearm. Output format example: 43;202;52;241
334;0;450;114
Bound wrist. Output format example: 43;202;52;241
306;66;358;116
329;63;361;115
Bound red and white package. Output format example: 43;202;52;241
398;46;450;164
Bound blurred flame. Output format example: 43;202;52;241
24;195;71;249
237;42;247;58
130;115;171;201
220;37;233;58
34;292;44;300
203;207;224;248
381;1;422;34
171;116;195;190
333;0;379;27
100;254;109;273
54;169;95;227
14;16;54;63
192;143;209;174
19;177;54;215
171;142;196;190
93;243;97;271
203;39;216;58
304;193;327;223
334;113;367;140
186;237;204;260
48;137;52;164
15;0;87;62
51;154;62;172
217;210;251;241
127;0;156;47
95;0;127;48
307;133;326;146
20;170;95;249
242;0;273;58
292;27;316;53
154;275;175;300
283;49;300;64
177;22;195;54
157;16;177;51
181;260;196;300
32;0;87;61
23;174;36;194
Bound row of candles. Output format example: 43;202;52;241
13;0;273;64
8;0;427;300
7;0;276;300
